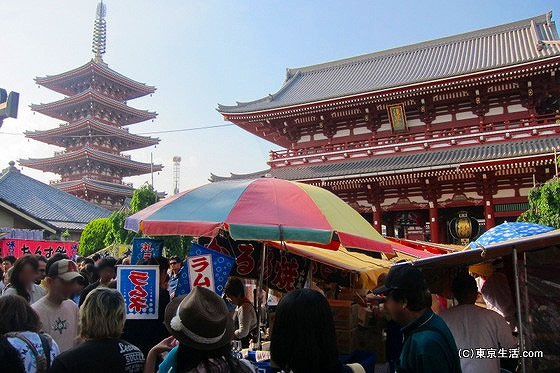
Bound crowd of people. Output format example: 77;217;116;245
0;252;519;373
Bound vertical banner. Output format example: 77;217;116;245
187;255;215;291
189;244;235;296
117;265;160;320
174;244;235;298
131;238;163;264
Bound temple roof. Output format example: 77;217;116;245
25;116;160;151
210;137;560;182
19;146;163;176
30;88;157;126
0;162;111;231
35;60;156;100
55;178;135;196
218;13;560;114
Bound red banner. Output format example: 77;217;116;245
0;239;78;260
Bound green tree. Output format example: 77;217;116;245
130;183;158;214
61;229;71;241
518;174;560;229
104;210;137;246
79;218;111;256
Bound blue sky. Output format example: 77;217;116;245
1;0;557;195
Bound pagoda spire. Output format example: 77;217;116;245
92;1;107;63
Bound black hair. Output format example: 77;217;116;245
35;255;47;264
98;257;117;272
224;278;245;298
45;254;68;277
176;343;253;373
83;263;99;283
77;272;90;287
81;257;95;266
169;255;181;262
270;289;342;373
138;256;169;274
9;255;39;301
452;272;478;303
2;256;16;265
91;254;101;262
388;288;432;312
0;335;25;373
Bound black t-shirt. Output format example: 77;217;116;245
122;288;171;356
50;339;144;373
79;281;100;306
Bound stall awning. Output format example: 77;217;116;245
402;229;560;269
268;241;393;289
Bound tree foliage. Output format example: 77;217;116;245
518;176;560;229
104;210;136;246
79;218;111;256
130;184;158;214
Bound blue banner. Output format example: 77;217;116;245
174;243;235;297
117;265;160;320
131;238;163;265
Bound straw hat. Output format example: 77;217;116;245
164;287;234;351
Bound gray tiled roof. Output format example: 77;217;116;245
55;178;135;195
211;137;560;181
0;163;111;229
218;13;560;114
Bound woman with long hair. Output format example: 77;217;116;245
2;255;45;304
145;286;255;373
49;288;144;373
0;294;59;373
270;289;360;373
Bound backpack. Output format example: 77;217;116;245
5;332;52;373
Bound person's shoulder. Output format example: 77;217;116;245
2;286;17;295
31;296;47;310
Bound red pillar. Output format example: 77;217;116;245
429;201;440;243
484;199;496;230
372;204;382;234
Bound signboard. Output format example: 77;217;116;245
131;238;163;264
202;235;309;293
175;244;235;297
117;265;159;320
0;239;78;260
387;103;408;132
91;244;131;259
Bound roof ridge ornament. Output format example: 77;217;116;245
92;1;107;63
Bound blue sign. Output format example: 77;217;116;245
174;244;235;297
131;238;163;264
117;265;160;320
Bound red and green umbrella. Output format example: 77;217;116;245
125;178;393;254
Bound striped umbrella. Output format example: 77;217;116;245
125;178;393;254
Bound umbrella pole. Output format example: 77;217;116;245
306;259;313;288
512;247;526;373
255;243;267;350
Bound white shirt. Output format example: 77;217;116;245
233;302;258;339
2;283;46;304
32;297;79;353
440;304;517;373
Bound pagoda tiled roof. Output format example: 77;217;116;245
0;162;111;231
35;59;156;100
55;178;135;196
210;137;560;182
19;146;163;176
30;88;157;126
25;117;160;151
218;13;560;114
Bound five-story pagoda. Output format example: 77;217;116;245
21;2;162;210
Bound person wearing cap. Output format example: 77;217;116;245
440;272;517;373
373;264;462;373
32;259;82;353
144;286;255;373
